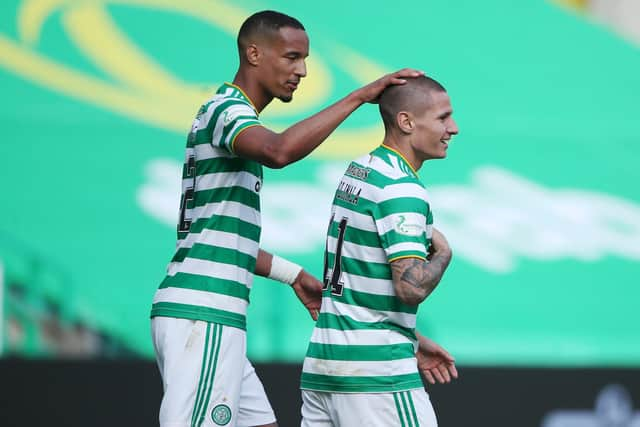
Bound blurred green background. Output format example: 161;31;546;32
1;0;638;365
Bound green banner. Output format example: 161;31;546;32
1;0;639;365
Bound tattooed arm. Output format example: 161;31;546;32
390;228;452;306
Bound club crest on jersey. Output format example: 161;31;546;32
211;404;232;425
394;215;424;236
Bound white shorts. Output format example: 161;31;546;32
301;389;437;427
151;317;276;427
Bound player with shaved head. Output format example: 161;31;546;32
150;9;423;427
300;76;459;427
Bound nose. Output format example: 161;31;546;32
296;59;307;78
448;118;459;135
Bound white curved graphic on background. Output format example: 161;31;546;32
137;160;640;273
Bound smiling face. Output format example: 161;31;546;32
379;77;459;170
409;90;458;161
258;27;309;103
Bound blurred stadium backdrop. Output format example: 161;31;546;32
1;0;639;426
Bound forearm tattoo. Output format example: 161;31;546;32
392;253;451;301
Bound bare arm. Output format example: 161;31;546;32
233;69;423;168
255;249;322;320
390;228;452;306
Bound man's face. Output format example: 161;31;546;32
260;27;309;102
410;91;458;160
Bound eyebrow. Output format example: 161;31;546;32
438;110;453;119
283;50;307;58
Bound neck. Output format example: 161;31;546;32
382;135;423;172
232;68;272;113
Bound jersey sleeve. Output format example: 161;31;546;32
374;182;432;262
210;101;261;154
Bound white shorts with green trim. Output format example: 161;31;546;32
151;317;276;427
301;388;437;427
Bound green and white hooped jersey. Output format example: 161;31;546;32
301;145;433;393
151;83;263;330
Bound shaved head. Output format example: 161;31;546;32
237;10;305;54
379;76;447;132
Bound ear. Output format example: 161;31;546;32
245;44;260;66
396;111;414;134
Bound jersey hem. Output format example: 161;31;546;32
150;306;246;330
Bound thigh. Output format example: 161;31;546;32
153;318;266;427
301;390;333;427
234;359;276;427
331;389;437;427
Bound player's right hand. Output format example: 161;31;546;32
355;68;425;104
291;270;323;321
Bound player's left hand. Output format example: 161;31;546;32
291;270;323;321
416;335;458;385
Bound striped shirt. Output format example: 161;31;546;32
301;144;433;393
151;83;263;330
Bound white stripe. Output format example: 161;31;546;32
332;205;377;232
378;183;427;203
342;273;394;296
167;257;253;287
310;327;411;346
368;154;406;180
153;287;248;315
302;356;417;377
322;298;416;329
176;229;259;257
223;117;259;147
387;242;427;256
194;143;234;161
328;235;387;264
376;212;428;235
187;200;260;227
194;171;259;192
210;101;255;149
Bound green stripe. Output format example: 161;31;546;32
315;313;416;340
150;302;246;330
394;393;407;427
327;253;390;279
306;342;415;361
195;156;262;177
198;324;223;427
194;186;260;211
193;323;217;427
387;250;428;262
329;221;381;247
400;391;414;427
191;322;211;427
159;273;250;301
328;287;418;314
377;197;429;219
300;372;423;393
188;214;261;242
407;391;420;427
172;243;256;272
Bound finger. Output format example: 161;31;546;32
423;370;435;385
309;308;319;321
449;364;459;379
438;364;451;383
389;77;408;85
393;68;425;78
431;368;445;384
